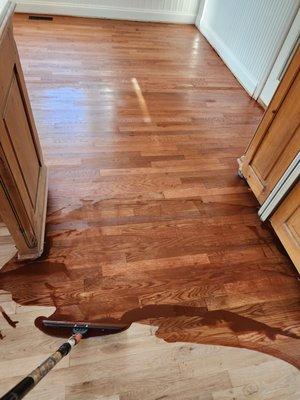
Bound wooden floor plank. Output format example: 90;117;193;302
0;13;299;398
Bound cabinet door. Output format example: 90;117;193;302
0;4;47;259
271;183;300;272
3;75;41;206
251;73;299;198
240;46;300;204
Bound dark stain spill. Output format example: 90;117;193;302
1;199;300;369
0;258;69;280
0;305;19;339
37;236;53;261
0;305;18;328
36;304;299;341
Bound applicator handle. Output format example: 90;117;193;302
0;334;82;400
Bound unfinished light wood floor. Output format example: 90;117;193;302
0;13;300;399
1;300;300;400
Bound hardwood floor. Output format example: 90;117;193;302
0;13;300;399
1;301;300;400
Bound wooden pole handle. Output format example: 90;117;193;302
1;335;82;399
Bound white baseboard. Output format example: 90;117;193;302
199;21;257;96
16;1;197;24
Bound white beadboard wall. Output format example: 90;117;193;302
197;0;299;97
0;0;7;14
16;0;201;23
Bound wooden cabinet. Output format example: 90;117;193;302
239;46;300;272
239;46;300;205
0;2;47;259
270;183;300;270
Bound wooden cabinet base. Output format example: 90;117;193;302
19;165;48;260
270;183;300;273
0;166;48;261
239;45;299;272
0;2;48;260
239;47;300;204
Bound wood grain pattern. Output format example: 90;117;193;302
0;13;300;383
271;182;300;272
239;45;300;204
0;300;300;400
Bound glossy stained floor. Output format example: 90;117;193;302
1;14;300;395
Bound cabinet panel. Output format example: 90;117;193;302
3;73;40;207
288;206;300;243
0;118;33;222
239;45;299;271
0;149;37;248
251;73;300;186
239;46;300;204
271;183;300;272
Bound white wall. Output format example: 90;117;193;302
259;9;300;106
16;0;201;23
197;0;299;98
0;0;8;16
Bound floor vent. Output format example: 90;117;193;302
28;15;53;21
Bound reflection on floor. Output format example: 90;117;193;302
0;13;299;399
